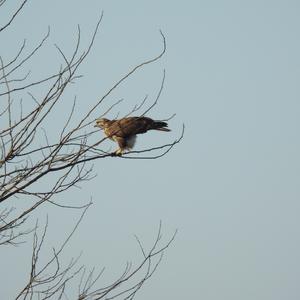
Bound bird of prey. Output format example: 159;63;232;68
94;116;170;155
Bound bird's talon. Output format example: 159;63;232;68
111;151;122;157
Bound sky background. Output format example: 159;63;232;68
1;0;300;299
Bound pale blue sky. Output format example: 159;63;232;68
2;0;300;299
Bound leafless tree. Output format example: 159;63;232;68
0;2;183;299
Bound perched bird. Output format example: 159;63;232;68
94;116;171;155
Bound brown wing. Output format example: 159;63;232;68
107;117;154;137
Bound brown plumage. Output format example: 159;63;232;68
94;116;170;155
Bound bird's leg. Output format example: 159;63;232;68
112;136;126;156
114;148;123;156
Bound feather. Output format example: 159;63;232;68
95;116;170;155
126;135;136;149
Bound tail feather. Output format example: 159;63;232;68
155;127;171;132
152;121;171;132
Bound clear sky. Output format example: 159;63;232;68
1;0;300;299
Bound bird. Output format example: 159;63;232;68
94;116;171;155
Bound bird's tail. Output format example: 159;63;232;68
152;121;171;132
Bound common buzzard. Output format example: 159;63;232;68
94;116;170;155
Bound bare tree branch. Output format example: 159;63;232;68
0;0;28;33
0;3;182;299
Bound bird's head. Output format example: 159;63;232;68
94;118;110;129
